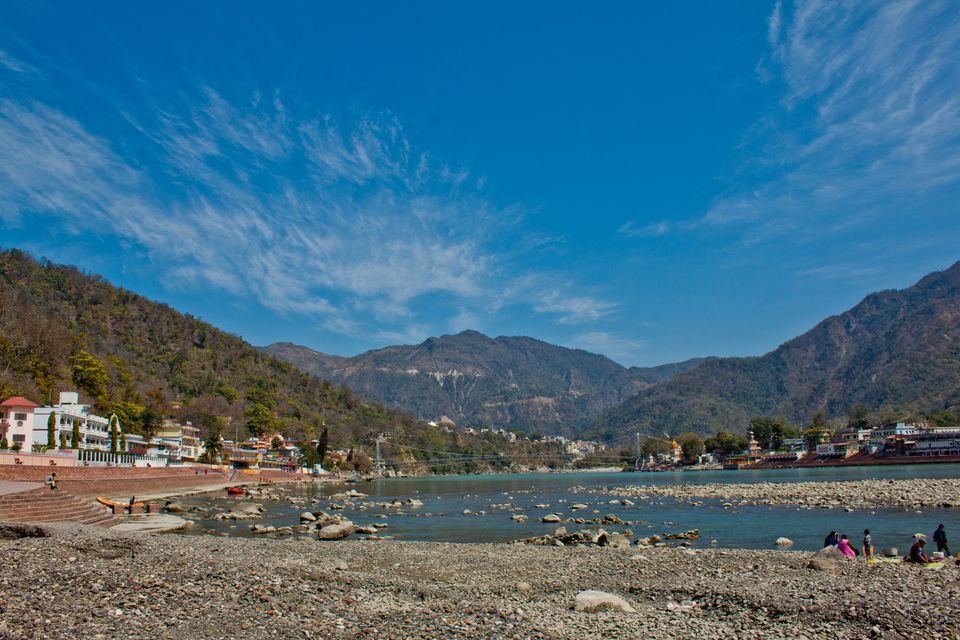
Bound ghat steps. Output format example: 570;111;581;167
0;488;114;526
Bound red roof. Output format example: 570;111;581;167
0;396;39;408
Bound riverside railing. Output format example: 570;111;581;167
78;449;171;467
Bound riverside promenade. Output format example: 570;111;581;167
0;464;310;503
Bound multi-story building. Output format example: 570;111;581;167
0;396;39;450
869;421;922;446
33;392;114;451
153;420;202;462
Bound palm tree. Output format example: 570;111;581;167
203;430;223;463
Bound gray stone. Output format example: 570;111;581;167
597;533;631;549
318;522;355;540
807;557;841;574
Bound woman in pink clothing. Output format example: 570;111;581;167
837;534;857;558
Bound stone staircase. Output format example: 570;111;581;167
0;488;114;526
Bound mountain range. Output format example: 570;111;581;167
268;261;960;438
263;334;703;434
589;260;960;438
3;246;958;442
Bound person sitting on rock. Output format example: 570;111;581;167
823;530;839;548
906;535;931;564
837;535;857;558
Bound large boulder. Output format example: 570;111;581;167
318;521;356;540
816;545;844;560
807;557;841;574
775;537;794;546
299;512;317;523
542;514;562;523
574;590;636;613
596;533;631;549
164;501;185;513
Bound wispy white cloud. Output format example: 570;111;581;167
617;220;672;238
567;331;645;364
0;48;35;74
534;290;616;324
0;82;615;342
682;1;960;247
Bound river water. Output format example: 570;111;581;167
181;464;960;552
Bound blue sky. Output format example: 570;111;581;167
1;1;958;366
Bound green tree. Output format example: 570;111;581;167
113;401;145;434
640;438;671;457
676;432;705;464
71;419;80;449
202;429;223;463
70;350;109;402
317;426;329;461
802;427;830;449
244;403;278;437
59;432;67;449
704;432;748;456
140;407;162;441
847;405;871;430
0;437;7;450
109;415;119;454
120;432;127;452
749;416;796;450
270;436;284;451
803;411;833;449
47;411;56;449
300;443;320;468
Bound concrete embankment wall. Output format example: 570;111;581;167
0;465;305;496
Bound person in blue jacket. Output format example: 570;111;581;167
933;524;950;557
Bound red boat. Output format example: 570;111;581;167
226;487;244;495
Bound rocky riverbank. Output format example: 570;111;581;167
580;478;960;511
1;523;958;639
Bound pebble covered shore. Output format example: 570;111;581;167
1;523;958;639
582;478;960;510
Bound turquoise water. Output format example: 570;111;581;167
183;464;960;552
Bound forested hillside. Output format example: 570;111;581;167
591;261;960;439
0;249;422;447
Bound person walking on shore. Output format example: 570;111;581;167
45;472;57;491
934;524;950;557
862;529;874;557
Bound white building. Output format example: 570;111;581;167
149;420;202;462
33;392;114;451
0;396;40;450
870;422;922;446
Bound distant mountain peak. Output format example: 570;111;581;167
264;332;702;433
